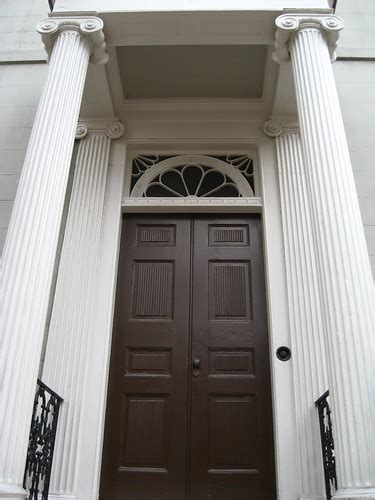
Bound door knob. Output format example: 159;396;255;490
192;358;201;369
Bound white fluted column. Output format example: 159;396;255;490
41;120;124;498
274;13;375;498
0;19;108;499
265;121;328;498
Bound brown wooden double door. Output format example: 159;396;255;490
100;215;276;500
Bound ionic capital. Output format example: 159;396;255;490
38;17;108;64
106;121;126;139
273;13;344;64
263;120;282;138
76;123;88;139
75;119;125;140
263;119;299;138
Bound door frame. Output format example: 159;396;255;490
74;138;299;500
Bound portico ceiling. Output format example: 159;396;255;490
116;44;268;99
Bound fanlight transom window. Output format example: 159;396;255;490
130;154;255;198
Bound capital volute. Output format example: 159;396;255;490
263;120;283;138
76;123;89;140
75;120;125;140
273;13;344;64
263;119;299;138
106;122;125;140
37;16;108;64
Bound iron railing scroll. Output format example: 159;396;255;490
23;379;63;500
315;390;337;500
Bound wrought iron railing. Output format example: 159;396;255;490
23;379;63;500
315;390;337;500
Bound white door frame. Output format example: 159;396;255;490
73;137;299;500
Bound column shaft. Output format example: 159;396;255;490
41;127;116;495
0;15;108;496
277;15;375;495
276;131;328;498
0;29;90;496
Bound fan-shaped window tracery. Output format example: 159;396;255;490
130;154;256;198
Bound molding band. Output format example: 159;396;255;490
37;17;108;64
273;13;344;63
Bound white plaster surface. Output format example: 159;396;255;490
334;0;375;276
0;63;47;253
336;0;375;58
0;0;47;253
334;61;375;277
0;0;47;62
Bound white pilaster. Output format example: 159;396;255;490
0;19;108;499
41;120;124;496
274;13;375;498
265;120;328;498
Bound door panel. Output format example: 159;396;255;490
100;215;276;500
100;216;191;500
190;217;276;500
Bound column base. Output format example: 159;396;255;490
0;484;27;499
48;495;76;500
334;488;375;499
298;497;326;499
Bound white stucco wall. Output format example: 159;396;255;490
334;0;375;276
0;0;47;253
334;62;375;275
0;64;47;252
336;0;375;59
0;0;47;62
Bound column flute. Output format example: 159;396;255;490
273;12;375;499
0;17;108;499
42;120;124;497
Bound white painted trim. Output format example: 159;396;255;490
333;489;375;499
259;135;300;500
72;139;126;499
122;196;262;212
48;496;76;500
122;139;298;499
276;131;327;497
63;138;298;500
